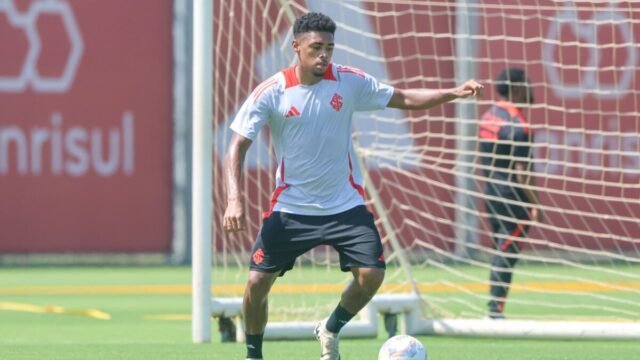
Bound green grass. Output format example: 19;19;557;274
0;266;638;359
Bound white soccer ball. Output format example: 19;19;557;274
378;334;427;360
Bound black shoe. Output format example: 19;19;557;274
486;311;505;320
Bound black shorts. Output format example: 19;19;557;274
249;205;386;276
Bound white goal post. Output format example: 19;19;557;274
195;0;640;343
192;0;212;343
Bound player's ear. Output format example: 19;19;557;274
292;39;300;54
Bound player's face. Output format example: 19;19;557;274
513;83;534;104
293;31;335;78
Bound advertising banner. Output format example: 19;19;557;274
0;0;173;252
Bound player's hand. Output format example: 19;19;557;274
223;200;245;232
454;80;484;99
530;207;542;223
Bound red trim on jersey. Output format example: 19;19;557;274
500;224;525;251
496;101;523;118
337;65;365;78
283;67;300;89
262;159;289;219
479;113;507;140
496;101;529;134
253;78;278;102
283;64;337;88
262;184;289;219
323;63;337;81
347;154;366;199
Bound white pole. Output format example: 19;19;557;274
192;0;213;343
454;0;479;258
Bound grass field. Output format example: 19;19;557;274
1;266;639;359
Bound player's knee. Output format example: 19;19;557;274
506;254;519;267
245;271;276;297
360;268;385;293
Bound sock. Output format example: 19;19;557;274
488;296;505;314
245;333;263;359
325;304;356;334
488;250;519;313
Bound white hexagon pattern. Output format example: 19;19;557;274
0;0;83;93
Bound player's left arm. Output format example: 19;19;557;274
515;161;538;204
387;80;484;110
515;160;542;223
513;127;541;222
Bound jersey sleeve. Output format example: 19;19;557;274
229;83;275;141
351;70;394;111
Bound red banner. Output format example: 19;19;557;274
0;0;173;253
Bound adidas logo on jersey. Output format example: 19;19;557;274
285;105;301;118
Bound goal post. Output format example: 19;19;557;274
453;0;480;258
192;0;213;343
200;0;640;342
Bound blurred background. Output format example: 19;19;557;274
0;2;638;357
1;0;638;326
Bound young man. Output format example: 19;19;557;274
478;68;540;319
223;12;483;360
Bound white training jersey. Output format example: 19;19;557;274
230;63;394;216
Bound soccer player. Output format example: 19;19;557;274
478;68;540;319
223;12;483;360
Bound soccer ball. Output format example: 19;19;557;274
378;335;427;360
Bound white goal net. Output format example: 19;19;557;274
211;0;640;338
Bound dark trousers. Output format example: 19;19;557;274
485;199;530;314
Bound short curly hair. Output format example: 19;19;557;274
293;12;336;36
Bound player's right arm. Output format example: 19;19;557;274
223;76;278;232
223;133;253;232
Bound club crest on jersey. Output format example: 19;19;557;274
330;93;343;111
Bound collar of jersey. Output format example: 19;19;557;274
283;64;337;89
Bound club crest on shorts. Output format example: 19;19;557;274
252;248;265;264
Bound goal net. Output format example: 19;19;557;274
211;0;640;337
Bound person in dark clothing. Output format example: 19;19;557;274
478;68;540;319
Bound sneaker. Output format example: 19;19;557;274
486;311;506;320
314;319;341;360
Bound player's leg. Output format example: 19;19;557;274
243;211;312;360
243;270;279;359
486;201;529;318
342;267;385;312
316;268;384;360
315;205;385;360
487;226;522;318
327;205;386;331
